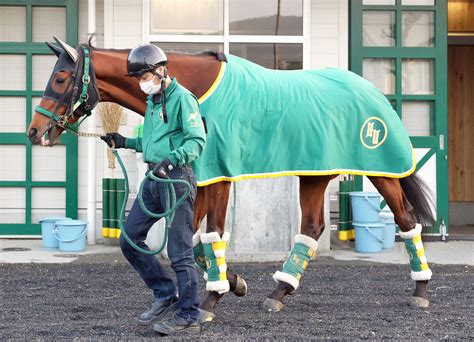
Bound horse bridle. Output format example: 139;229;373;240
35;46;100;136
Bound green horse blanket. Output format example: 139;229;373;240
194;54;415;186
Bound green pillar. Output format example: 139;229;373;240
115;178;126;239
102;178;111;238
338;178;355;241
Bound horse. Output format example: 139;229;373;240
28;38;435;322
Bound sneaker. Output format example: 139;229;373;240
138;296;179;325
153;315;201;336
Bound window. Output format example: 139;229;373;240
147;0;307;70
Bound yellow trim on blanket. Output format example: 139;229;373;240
197;163;417;187
198;61;226;104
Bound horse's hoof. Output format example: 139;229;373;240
233;274;248;297
409;296;430;308
262;298;284;312
199;309;216;323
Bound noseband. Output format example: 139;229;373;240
35;46;100;135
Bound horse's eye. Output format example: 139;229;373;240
56;78;65;84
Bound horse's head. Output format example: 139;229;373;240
27;37;100;146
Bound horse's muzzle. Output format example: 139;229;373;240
28;127;40;144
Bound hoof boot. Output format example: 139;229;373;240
199;309;216;323
233;275;248;297
262;298;284;312
409;296;430;308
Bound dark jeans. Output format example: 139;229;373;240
119;166;199;322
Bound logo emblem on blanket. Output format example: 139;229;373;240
360;117;388;149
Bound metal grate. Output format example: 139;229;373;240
32;6;66;42
0;6;26;42
0;97;26;133
402;58;434;95
0;55;26;90
0;188;25;209
0;145;26;181
402;101;431;136
31;187;66;223
32;55;57;91
32;145;66;182
363;58;396;95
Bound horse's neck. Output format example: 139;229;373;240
92;49;220;116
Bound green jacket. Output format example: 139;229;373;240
125;78;206;167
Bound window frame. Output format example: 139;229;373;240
143;0;312;69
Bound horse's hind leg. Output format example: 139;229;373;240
194;182;247;323
263;175;335;312
368;176;432;308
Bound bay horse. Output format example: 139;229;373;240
28;39;435;322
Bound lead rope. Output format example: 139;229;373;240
71;130;191;255
71;131;237;254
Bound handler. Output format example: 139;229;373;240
101;44;206;336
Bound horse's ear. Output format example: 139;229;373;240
53;36;78;62
46;41;63;58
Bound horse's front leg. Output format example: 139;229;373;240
263;176;334;312
193;182;247;323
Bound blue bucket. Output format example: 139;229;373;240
353;222;384;253
53;220;88;252
379;210;396;249
349;192;381;222
39;217;72;248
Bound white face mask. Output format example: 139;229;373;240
140;76;162;95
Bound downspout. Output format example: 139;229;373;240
87;0;97;244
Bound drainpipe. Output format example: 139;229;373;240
87;0;97;245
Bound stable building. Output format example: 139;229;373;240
0;0;472;258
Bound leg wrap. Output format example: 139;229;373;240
192;232;207;272
400;224;432;281
201;231;230;294
273;234;318;290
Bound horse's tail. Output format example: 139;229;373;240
399;173;436;227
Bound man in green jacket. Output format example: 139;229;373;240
101;44;206;336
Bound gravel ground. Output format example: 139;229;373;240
1;254;472;341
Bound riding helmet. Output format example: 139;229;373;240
127;44;167;76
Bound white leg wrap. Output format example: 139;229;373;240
273;270;300;290
192;232;201;247
411;269;432;281
399;223;422;239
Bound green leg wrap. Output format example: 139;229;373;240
400;224;432;281
193;233;207;272
201;231;230;294
273;234;318;290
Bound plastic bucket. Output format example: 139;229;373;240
54;220;88;252
380;210;396;249
39;217;72;248
353;222;384;253
349;192;381;222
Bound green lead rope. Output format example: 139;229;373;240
114;149;191;255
